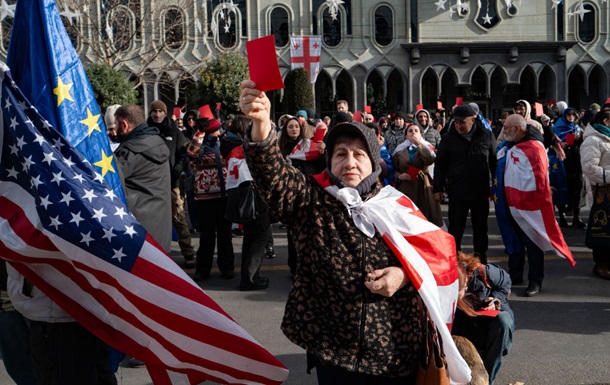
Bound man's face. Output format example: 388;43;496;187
297;115;306;125
114;117;131;142
394;117;405;127
150;108;166;123
364;114;374;123
330;137;373;187
176;118;183;128
417;112;429;127
337;102;348;112
514;105;526;117
454;116;475;135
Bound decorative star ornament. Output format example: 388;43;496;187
551;0;562;9
0;0;15;23
434;0;447;11
572;2;591;22
482;13;493;25
449;6;457;18
223;23;230;33
325;0;344;21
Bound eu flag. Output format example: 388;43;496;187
6;0;125;204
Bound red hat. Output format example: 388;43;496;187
204;119;222;133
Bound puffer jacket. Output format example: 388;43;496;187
245;130;423;378
581;123;610;185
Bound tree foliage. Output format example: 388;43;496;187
86;63;138;111
186;52;249;117
284;69;314;112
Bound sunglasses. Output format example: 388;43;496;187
566;112;577;116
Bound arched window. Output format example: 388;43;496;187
322;7;341;47
216;8;237;49
578;3;595;43
109;6;133;52
164;8;184;50
374;5;393;46
270;7;289;47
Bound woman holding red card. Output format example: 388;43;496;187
393;125;443;227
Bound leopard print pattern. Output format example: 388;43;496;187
245;131;423;377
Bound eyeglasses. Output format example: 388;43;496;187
187;117;196;121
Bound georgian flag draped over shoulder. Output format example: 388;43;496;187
503;140;576;266
225;145;252;190
0;64;288;385
312;172;472;385
287;138;322;162
290;36;322;84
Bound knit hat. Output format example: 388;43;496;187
590;103;601;111
324;121;381;194
556;101;568;114
394;111;407;120
296;110;308;118
204;118;222;133
104;104;121;130
149;100;167;115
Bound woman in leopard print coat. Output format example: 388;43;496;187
241;81;424;384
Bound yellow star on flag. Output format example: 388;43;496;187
493;193;498;203
553;163;558;170
94;150;116;177
80;108;102;137
53;76;74;107
493;177;498;186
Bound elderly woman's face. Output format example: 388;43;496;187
331;137;373;187
286;119;301;140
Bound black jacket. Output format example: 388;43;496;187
433;120;497;200
147;116;188;187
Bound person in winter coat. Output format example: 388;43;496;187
414;109;441;149
433;105;497;264
147;100;195;266
114;104;172;253
393;125;443;227
240;81;430;384
453;252;514;385
580;111;610;280
384;111;410;154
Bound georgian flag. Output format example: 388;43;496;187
286;138;322;162
312;172;472;385
503;140;575;266
225;145;252;190
290;36;322;84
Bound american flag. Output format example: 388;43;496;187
312;172;472;384
0;64;288;384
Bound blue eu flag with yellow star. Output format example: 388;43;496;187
6;0;126;204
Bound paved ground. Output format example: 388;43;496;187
1;205;609;385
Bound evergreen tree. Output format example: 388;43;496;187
284;68;314;112
86;64;138;112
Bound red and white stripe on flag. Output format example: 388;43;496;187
0;183;288;385
225;146;253;190
503;140;575;266
289;36;322;84
287;139;321;162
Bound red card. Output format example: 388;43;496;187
352;111;363;122
364;105;372;114
437;101;444;110
216;102;222;112
475;309;500;317
246;35;284;92
198;105;214;119
407;166;420;180
416;103;424;111
455;97;463;106
173;106;182;119
534;102;543;117
313;128;326;142
548;99;557;108
606;97;610;105
565;133;575;145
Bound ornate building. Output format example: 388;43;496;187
1;0;608;120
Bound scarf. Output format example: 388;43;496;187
592;123;610;139
312;171;471;384
553;109;578;141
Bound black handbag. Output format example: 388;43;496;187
225;181;258;224
586;170;610;249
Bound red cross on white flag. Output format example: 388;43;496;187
290;36;322;84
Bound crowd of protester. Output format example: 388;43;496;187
3;89;609;384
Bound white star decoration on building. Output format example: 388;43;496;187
435;0;447;11
482;13;493;24
325;0;344;21
0;0;15;23
551;0;563;9
572;1;591;22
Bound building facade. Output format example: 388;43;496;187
1;0;608;121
